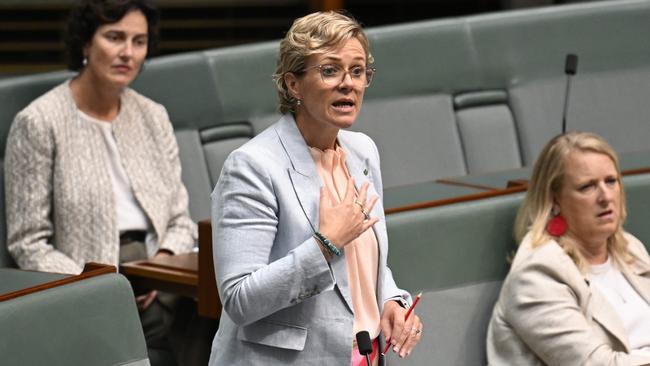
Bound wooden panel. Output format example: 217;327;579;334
0;263;116;302
199;219;221;319
311;0;344;11
121;253;198;299
384;185;526;214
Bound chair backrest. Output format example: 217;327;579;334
0;71;72;158
384;192;522;365
353;94;466;188
468;0;650;164
385;280;503;366
0;273;149;366
386;192;523;291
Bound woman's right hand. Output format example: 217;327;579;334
318;177;379;250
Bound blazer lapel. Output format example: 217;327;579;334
588;276;632;351
621;257;650;308
275;115;321;231
275;116;354;313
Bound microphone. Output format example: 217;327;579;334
356;331;373;366
561;54;578;134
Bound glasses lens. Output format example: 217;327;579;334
318;65;375;87
365;68;375;87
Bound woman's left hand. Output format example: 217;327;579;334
136;290;158;311
380;300;423;358
135;250;172;311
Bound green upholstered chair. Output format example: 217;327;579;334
384;193;523;365
0;272;150;366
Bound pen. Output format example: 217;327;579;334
381;291;422;355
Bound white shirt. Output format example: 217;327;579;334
590;257;650;357
79;110;150;233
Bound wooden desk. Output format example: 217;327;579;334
121;253;198;298
120;228;221;319
435;150;650;192
437;166;532;191
384;180;526;214
0;263;116;302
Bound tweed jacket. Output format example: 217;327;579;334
487;232;650;366
208;114;410;365
5;81;196;274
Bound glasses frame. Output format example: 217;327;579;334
300;63;376;88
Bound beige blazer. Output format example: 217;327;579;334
487;232;650;366
5;81;196;274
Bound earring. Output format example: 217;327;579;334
82;57;88;66
546;207;567;237
296;99;302;106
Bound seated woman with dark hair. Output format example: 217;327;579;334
487;132;650;365
4;0;196;364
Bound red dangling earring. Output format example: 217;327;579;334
546;214;567;236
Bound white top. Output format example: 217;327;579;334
79;110;150;233
589;257;650;357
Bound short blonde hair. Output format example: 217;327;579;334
272;11;373;114
515;131;630;271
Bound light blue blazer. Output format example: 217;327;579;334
208;114;410;365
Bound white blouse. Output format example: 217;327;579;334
79;110;150;233
590;257;650;357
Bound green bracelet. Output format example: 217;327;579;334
314;231;341;256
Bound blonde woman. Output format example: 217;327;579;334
209;11;422;366
487;132;650;365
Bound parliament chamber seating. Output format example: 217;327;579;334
0;268;150;366
2;0;650;364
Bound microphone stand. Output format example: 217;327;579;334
562;73;572;134
562;54;578;134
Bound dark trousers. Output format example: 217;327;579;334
120;240;217;366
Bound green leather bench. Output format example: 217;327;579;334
0;270;149;366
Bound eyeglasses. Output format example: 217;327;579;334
301;64;376;87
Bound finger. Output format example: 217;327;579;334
319;186;332;208
390;315;407;354
135;294;148;311
394;313;418;355
361;218;380;232
364;195;379;214
357;181;370;204
400;316;422;358
141;290;157;310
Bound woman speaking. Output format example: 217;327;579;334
209;11;422;366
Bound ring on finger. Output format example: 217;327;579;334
361;209;370;220
354;201;365;210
